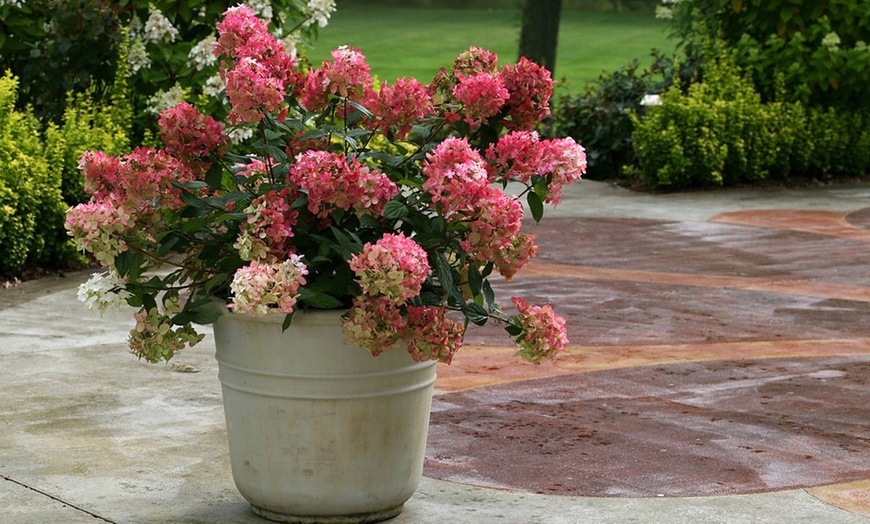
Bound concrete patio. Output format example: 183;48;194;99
2;179;869;523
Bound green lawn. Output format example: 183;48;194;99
306;6;675;93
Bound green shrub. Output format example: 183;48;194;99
552;50;700;179
0;71;77;276
630;82;728;188
658;0;870;109
805;107;870;178
631;54;870;189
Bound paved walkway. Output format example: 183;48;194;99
2;180;869;523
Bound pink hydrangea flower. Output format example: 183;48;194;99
539;137;587;206
81;147;196;215
500;57;554;131
288;150;397;219
403;305;465;364
215;7;297;122
485;130;546;183
453;46;499;77
461;188;524;264
301;46;371;111
494;232;539;280
78;150;123;198
158;102;227;161
342;295;405;356
214;5;267;59
511;296;569;364
428;47;499;104
422;137;491;217
349;232;429;305
363;77;434;139
229;256;309;316
234;188;298;262
224;57;286;124
238;158;269;179
65;201;132;267
451;72;509;127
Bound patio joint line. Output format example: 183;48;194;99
0;473;118;524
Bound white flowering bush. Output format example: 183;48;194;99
69;7;586;367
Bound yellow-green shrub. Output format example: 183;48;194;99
630;54;868;189
0;71;74;275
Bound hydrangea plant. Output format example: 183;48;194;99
66;6;586;367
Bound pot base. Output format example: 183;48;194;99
251;503;404;524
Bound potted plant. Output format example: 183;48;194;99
66;5;586;523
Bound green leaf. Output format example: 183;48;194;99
527;190;544;222
462;302;490;326
173;301;221;326
282;314;293;332
505;323;524;337
205;162;224;190
330;226;363;257
180;190;207;209
345;99;374;118
114;251;145;280
482;280;496;309
382;199;409;219
467;263;483;297
435;252;454;290
298;288;344;309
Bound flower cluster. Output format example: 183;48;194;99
301;46;371;111
234;188;299;262
486;131;587;206
77;271;130;316
289;151;398;219
129;307;205;363
67;7;584;366
216;5;298;124
65;201;132;266
349;233;430;305
511;297;569;363
364;77;434;139
404;306;465;364
230;257;309;316
157;102;227;162
143;6;178;43
430;46;554;131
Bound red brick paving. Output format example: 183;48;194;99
426;208;870;506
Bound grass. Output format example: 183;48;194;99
306;6;675;93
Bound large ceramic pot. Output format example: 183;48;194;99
213;308;437;523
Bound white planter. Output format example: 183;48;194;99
213;309;437;523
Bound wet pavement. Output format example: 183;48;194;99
2;179;870;523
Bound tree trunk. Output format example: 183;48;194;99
518;0;563;76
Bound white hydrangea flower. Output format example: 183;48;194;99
281;32;301;59
188;34;217;71
128;37;151;74
144;6;179;43
821;32;841;53
655;5;673;19
0;0;24;7
203;73;225;98
228;127;254;144
246;0;273;20
128;13;143;34
302;0;336;28
147;83;185;115
78;271;130;316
